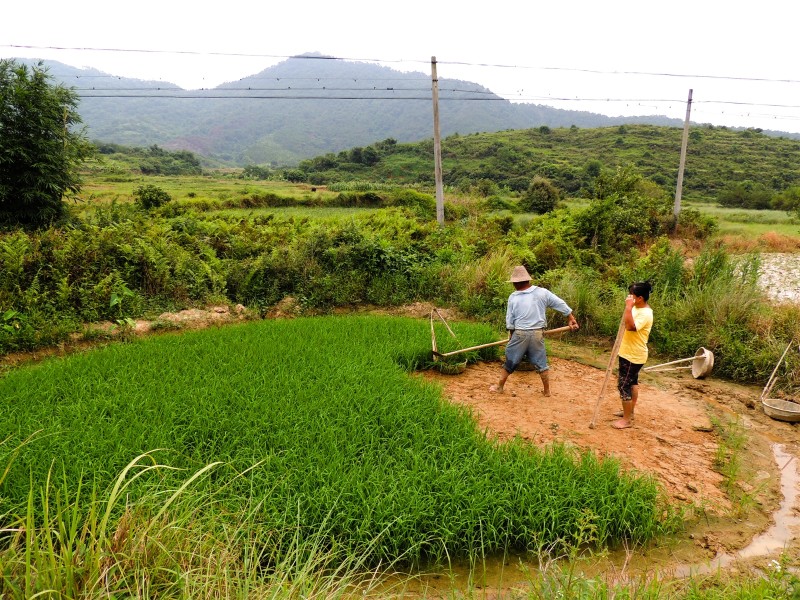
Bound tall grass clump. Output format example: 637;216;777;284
0;448;395;598
1;316;674;578
542;242;796;384
645;247;791;382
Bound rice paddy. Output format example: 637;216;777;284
1;316;673;572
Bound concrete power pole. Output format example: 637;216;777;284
673;89;693;230
431;56;444;225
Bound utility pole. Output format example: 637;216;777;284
673;89;693;231
431;56;444;225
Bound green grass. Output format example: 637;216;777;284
1;316;673;572
204;206;385;219
78;173;340;211
684;202;800;239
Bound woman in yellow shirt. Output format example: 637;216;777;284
613;282;653;430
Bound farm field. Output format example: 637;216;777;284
1;315;679;596
81;173;800;250
683;201;800;242
3;169;800;597
2;306;799;597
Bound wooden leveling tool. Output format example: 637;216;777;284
430;309;573;359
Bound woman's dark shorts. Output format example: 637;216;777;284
617;356;644;401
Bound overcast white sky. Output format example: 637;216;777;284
3;0;798;132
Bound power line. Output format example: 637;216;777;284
5;43;800;85
72;86;436;93
71;92;800;122
3;44;416;66
441;59;800;85
8;45;800;127
71;88;800;111
59;75;433;83
76;94;448;100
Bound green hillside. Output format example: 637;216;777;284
17;56;688;166
296;124;800;203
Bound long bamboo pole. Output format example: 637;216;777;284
642;355;697;371
431;326;574;358
761;341;794;400
589;316;627;429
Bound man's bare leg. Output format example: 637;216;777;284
539;369;551;397
490;368;510;393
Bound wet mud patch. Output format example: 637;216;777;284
410;353;800;592
422;356;733;512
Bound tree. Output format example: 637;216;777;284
0;60;93;227
519;175;560;214
133;184;172;210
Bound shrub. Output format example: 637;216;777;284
133;184;172;210
283;169;306;183
389;189;436;218
573;166;673;257
519;176;561;214
717;180;773;209
483;195;516;211
241;164;272;179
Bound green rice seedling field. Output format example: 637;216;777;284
1;316;672;567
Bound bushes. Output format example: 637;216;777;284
717;180;773;209
0;215;227;345
133;184;172;210
519;176;561;214
0;187;793;387
573;166;675;258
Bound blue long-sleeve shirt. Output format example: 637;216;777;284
506;286;572;330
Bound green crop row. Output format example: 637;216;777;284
0;316;675;571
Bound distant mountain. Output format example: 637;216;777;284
11;55;797;166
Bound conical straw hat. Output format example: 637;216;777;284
508;265;531;282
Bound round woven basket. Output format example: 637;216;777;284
691;347;715;379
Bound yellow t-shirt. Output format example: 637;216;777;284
618;306;653;365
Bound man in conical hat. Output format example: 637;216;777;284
490;265;579;397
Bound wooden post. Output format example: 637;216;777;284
673;89;693;231
431;56;444;226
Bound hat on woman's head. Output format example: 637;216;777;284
508;265;531;283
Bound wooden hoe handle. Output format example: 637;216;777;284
589;317;626;429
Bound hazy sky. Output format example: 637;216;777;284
3;0;798;132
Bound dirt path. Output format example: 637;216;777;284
422;358;731;510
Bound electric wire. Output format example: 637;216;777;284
6;43;800;85
5;44;800;125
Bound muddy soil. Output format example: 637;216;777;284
416;336;800;583
423;358;730;510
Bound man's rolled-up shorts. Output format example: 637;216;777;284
503;329;547;373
